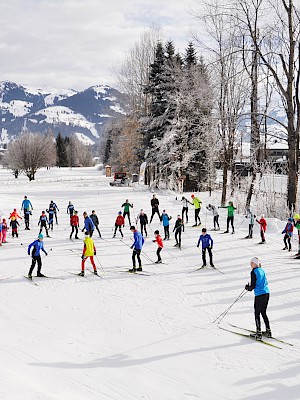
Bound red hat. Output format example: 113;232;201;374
191;194;195;198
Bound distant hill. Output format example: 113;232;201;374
0;81;128;145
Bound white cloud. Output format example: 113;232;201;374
0;0;200;90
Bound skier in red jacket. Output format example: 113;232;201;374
9;208;22;220
153;230;164;264
70;210;79;239
256;215;267;244
113;211;125;238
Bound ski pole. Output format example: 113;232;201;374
213;289;247;324
120;239;155;263
95;254;105;273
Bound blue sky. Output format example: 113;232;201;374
0;0;201;90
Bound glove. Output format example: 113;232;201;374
152;240;155;243
94;251;96;255
245;284;250;291
81;255;86;260
28;252;30;256
197;245;199;248
210;246;213;250
130;245;134;249
81;228;84;232
45;252;48;256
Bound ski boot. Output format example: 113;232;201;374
94;270;98;275
37;273;45;277
282;246;288;250
78;271;85;277
128;268;136;273
155;260;162;264
136;267;143;272
265;328;272;338
223;230;229;233
250;330;262;341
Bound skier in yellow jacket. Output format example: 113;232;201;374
190;194;202;226
78;232;98;276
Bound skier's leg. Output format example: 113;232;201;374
208;247;213;265
89;256;97;272
157;247;162;262
75;226;79;238
202;248;206;266
144;225;147;237
231;217;235;232
96;225;101;237
132;250;137;268
254;295;262;332
113;225;117;236
226;217;230;231
136;249;142;267
36;256;43;275
81;257;86;272
260;293;270;330
28;257;37;276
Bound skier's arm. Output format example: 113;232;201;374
94;244;96;255
41;243;47;255
210;236;214;248
38;217;41;226
245;270;256;291
197;236;201;247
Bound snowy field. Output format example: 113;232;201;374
0;167;299;400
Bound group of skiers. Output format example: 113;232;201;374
1;192;298;342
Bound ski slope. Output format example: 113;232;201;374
0;167;299;400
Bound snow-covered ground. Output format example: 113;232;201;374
0;167;299;400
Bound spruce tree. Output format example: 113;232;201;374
184;42;197;68
56;132;68;167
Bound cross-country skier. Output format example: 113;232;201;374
1;218;8;243
122;199;133;225
113;211;125;238
136;209;148;237
190;194;202;226
153;230;164;264
67;201;75;218
82;212;95;237
10;217;19;237
245;207;255;238
282;217;294;251
90;210;101;238
161;210;171;240
27;233;48;278
206;204;220;230
173;215;184;249
78;232;98;276
197;228;214;267
49;200;59;224
9;209;22;221
150;194;160;223
70;210;79;239
21;196;33;214
46;204;55;231
256;215;267;244
181;196;189;223
38;211;50;237
129;226;144;272
245;257;271;340
221;201;236;234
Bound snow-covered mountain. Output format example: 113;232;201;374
0;81;128;145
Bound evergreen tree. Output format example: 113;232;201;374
56;132;68;167
184;42;197;68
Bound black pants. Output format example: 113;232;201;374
150;208;160;223
163;225;170;239
254;293;270;331
29;255;42;276
156;247;162;262
132;249;142;267
123;211;131;225
140;223;147;237
202;247;213;266
175;230;182;245
93;224;101;237
226;216;234;232
249;224;254;238
213;215;220;229
195;209;201;225
283;233;291;250
260;229;265;242
182;207;188;223
54;211;58;224
39;223;49;236
70;226;78;238
114;225;123;237
25;216;30;229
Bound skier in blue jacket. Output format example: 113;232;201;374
197;228;214;267
21;196;33;213
27;233;48;278
245;257;271;340
161;210;171;240
129;226;144;272
82;212;95;237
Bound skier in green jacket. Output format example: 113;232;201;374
190;194;202;227
122;199;133;225
221;201;236;234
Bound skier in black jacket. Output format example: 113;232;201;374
136;209;149;237
150;194;160;223
90;210;101;238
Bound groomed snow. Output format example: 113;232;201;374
0;167;299;400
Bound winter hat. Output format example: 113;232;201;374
38;233;44;239
177;215;181;219
84;231;89;236
154;230;159;234
118;211;122;215
13;208;16;211
288;217;293;222
191;194;195;198
11;217;15;221
74;210;78;214
293;213;300;220
2;218;6;222
250;257;261;267
130;225;136;231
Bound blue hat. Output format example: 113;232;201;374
38;233;44;239
118;211;122;215
288;217;293;222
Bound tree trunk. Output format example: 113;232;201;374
221;162;228;206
